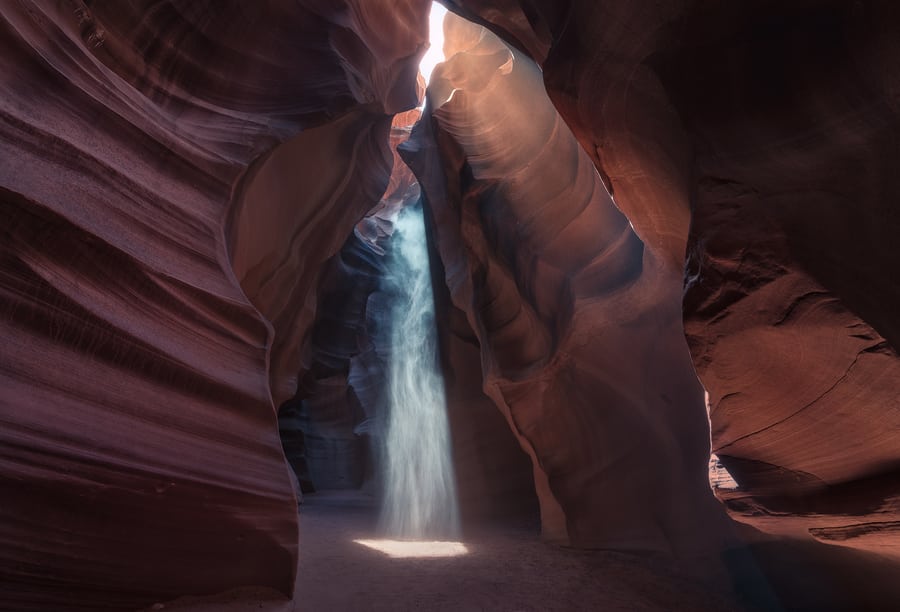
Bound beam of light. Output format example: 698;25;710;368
380;204;461;539
418;2;448;85
354;539;469;558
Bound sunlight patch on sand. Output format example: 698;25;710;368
354;539;468;558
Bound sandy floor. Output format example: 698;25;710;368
147;491;745;612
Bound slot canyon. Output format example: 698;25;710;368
1;1;899;610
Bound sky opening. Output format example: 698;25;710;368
419;2;448;85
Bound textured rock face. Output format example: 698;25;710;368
279;232;388;493
230;111;393;409
446;0;900;560
5;0;899;608
437;287;540;523
673;4;900;494
671;2;900;563
0;1;428;609
402;15;732;555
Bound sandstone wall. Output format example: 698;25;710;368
0;1;429;608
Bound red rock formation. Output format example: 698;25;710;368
435;263;541;524
4;0;899;608
0;1;429;609
230;110;394;408
355;109;423;254
401;14;732;556
442;1;692;269
673;4;900;497
444;0;900;562
278;232;388;494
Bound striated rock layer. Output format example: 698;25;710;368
402;15;733;556
0;1;429;609
4;0;899;607
444;0;900;561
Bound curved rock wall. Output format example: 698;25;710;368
279;232;389;493
229;110;393;408
5;0;899;607
444;0;900;559
671;2;900;494
0;1;428;609
402;15;732;555
434;272;540;523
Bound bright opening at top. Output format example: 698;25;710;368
419;2;448;85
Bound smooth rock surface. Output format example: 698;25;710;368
444;0;900;560
4;0;900;608
0;1;429;608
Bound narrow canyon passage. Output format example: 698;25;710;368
2;1;899;611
